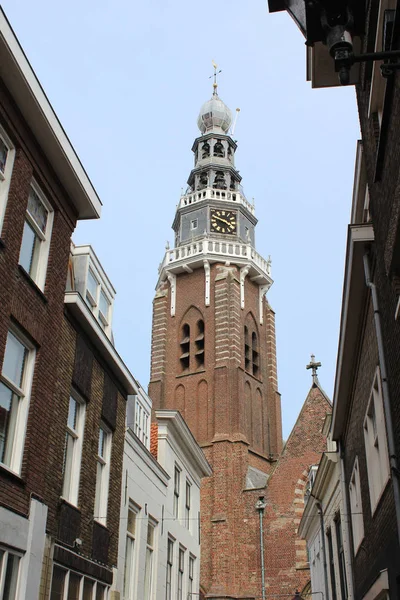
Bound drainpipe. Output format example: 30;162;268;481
256;496;267;600
338;441;354;600
363;252;400;549
315;502;330;600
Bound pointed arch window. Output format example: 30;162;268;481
180;324;190;371
244;323;260;378
252;332;259;377
195;320;205;368
244;326;250;372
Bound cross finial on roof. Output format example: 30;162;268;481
209;60;222;95
306;354;321;384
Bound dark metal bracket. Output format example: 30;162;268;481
334;48;400;84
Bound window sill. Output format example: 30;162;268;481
0;462;25;485
59;496;81;512
176;369;206;379
18;265;48;303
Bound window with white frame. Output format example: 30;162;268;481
166;538;174;600
349;456;364;554
144;518;157;600
134;397;150;448
0;546;21;599
188;556;195;600
85;268;112;332
49;565;109;600
124;502;140;600
19;182;53;290
174;466;181;519
94;423;112;525
364;367;390;513
62;393;85;506
0;127;15;233
190;219;198;230
185;480;191;529
177;547;185;600
0;329;35;473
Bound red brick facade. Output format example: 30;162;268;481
149;256;330;598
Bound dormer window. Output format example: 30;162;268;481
85;269;113;331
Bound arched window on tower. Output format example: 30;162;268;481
180;324;190;372
213;140;225;158
195;320;205;369
252;332;259;377
244;326;250;372
202;142;210;159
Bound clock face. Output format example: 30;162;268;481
210;209;237;234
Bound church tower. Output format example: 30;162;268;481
149;79;283;599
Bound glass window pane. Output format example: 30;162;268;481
95;583;106;600
3;553;20;600
83;578;94;600
27;187;48;233
98;428;105;457
147;522;154;547
67;397;78;431
0;382;20;466
50;566;66;600
124;536;134;598
99;291;109;320
2;332;26;387
62;432;75;498
87;270;98;301
127;508;136;535
67;572;81;600
0;138;8;173
19;220;38;275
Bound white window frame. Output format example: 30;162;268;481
173;465;181;519
19;180;54;291
349;456;364;554
144;517;157;600
0;327;35;475
190;219;198;231
49;564;110;599
188;555;195;600
166;537;174;600
363;367;391;514
0;545;22;599
123;502;140;600
134;397;150;449
94;422;112;526
177;546;185;600
185;480;191;530
0;126;15;234
62;391;86;507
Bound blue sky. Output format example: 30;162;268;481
3;0;360;439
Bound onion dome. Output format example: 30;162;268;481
197;93;232;134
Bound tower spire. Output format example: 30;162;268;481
210;60;222;95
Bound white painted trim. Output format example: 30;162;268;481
167;272;177;317
203;260;210;306
362;569;389;600
240;265;250;310
259;284;270;325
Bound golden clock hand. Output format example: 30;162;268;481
216;216;232;226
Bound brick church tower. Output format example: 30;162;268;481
149;79;284;599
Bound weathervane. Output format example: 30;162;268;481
306;354;321;384
209;60;222;95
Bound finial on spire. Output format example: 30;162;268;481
209;60;222;95
306;354;321;384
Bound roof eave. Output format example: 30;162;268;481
0;9;101;220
